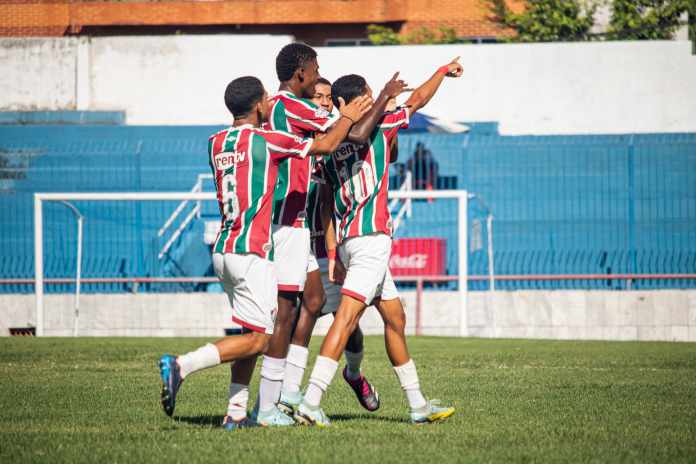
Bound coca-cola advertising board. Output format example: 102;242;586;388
389;238;446;276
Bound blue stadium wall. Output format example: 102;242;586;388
1;118;695;293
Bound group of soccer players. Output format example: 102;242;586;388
159;42;463;428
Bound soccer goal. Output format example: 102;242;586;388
31;190;469;337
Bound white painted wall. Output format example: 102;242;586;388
88;35;293;125
2;290;695;341
0;38;78;111
1;36;695;134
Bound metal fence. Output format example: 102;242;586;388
1;123;695;292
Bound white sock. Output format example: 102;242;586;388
304;356;339;408
344;350;363;380
227;383;249;421
177;343;221;379
393;359;427;411
258;356;286;413
282;344;309;394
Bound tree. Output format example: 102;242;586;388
367;24;461;45
488;0;597;41
607;0;690;40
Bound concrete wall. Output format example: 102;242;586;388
0;38;78;110
2;36;695;135
2;290;695;341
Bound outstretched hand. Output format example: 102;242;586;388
443;56;464;78
383;72;410;99
338;95;373;123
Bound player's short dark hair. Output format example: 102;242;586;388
331;74;367;108
316;77;332;87
276;43;317;82
224;76;264;118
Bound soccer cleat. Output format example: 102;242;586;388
294;401;331;427
256;405;296;427
278;390;303;416
222;415;257;430
343;367;380;412
159;354;183;417
410;399;455;424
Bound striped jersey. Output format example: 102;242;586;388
268;90;337;228
208;124;313;260
306;161;327;259
323;108;409;243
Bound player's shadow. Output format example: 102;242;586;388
175;415;225;427
329;413;409;424
173;413;408;426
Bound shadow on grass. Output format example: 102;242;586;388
329;413;409;424
173;413;409;427
175;415;225;427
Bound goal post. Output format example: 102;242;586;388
33;190;469;337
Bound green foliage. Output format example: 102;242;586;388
607;0;690;40
367;24;461;45
367;24;402;45
488;0;597;41
2;337;696;462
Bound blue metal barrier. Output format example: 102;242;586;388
0;123;694;293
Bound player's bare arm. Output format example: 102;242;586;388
346;72;409;144
319;182;345;284
405;56;463;114
310;95;372;155
390;135;399;162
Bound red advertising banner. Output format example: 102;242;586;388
389;238;446;276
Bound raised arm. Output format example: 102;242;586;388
405;57;463;115
309;95;372;155
346;72;408;144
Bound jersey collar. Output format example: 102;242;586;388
278;90;297;99
231;123;254;132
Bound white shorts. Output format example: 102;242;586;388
272;225;310;292
307;248;320;273
213;253;278;335
338;233;400;305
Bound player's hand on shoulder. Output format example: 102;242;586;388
338;95;373;123
444;56;463;78
383;72;409;99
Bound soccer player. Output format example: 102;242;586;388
294;58;464;426
158;75;372;428
250;43;403;422
279;77;390;414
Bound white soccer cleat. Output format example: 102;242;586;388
294;401;331;427
410;399;455;424
256;405;296;427
278;390;302;416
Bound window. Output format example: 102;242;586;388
325;38;373;47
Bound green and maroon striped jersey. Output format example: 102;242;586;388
208;124;313;260
306;161;327;259
323;108;409;243
268;90;337;229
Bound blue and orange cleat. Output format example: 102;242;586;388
159;354;182;417
343;367;380;411
222;415;257;430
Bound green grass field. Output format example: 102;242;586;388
1;336;695;463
